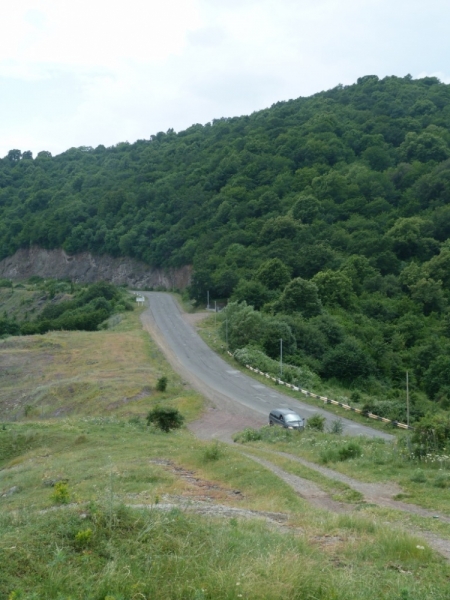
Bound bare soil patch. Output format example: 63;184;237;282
149;458;244;502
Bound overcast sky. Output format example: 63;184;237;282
1;0;449;158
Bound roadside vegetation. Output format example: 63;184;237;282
3;76;450;408
2;418;450;600
0;277;134;336
233;425;450;514
1;291;450;597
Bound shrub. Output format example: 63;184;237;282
74;528;93;549
233;425;296;444
156;376;168;392
411;413;450;454
232;345;319;389
146;407;184;432
51;482;70;504
433;474;449;488
306;414;326;431
410;470;427;483
233;428;263;443
329;419;344;435
319;448;339;464
337;442;362;461
202;441;222;461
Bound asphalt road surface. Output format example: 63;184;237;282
140;292;393;441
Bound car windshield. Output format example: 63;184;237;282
285;414;302;422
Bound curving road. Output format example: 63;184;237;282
139;292;393;441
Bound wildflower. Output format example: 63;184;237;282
416;545;424;550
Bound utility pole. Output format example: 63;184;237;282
280;338;283;379
406;371;410;428
226;318;228;350
214;300;217;325
207;290;209;310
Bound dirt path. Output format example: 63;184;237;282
140;302;450;560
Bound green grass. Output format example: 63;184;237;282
233;426;450;516
1;301;450;598
2;500;446;600
1;420;450;599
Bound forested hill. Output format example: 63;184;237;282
3;73;450;408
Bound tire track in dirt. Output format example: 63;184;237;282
139;298;450;561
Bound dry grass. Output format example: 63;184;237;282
0;310;203;421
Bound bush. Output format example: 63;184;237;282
232;345;319;389
433;474;449;488
233;425;296;444
319;448;339;464
411;413;450;455
306;414;326;431
146;407;184;432
233;428;263;443
74;528;93;549
202;441;223;461
410;470;427;483
329;419;344;435
156;376;168;392
337;442;362;461
51;482;70;504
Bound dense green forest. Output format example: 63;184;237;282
2;74;450;414
0;279;133;336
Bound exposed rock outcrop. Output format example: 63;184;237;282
0;247;191;289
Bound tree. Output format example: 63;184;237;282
6;149;21;162
255;258;291;291
424;248;450;288
409;278;446;315
399;131;450;163
292;194;322;224
341;255;378;294
386;217;434;260
146;407;184;432
277;277;322;317
259;216;301;243
312;270;355;308
321;339;376;383
222;302;266;351
296;244;337;279
261;318;296;359
230;279;272;310
423;355;450;399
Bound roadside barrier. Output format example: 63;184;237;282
227;352;413;431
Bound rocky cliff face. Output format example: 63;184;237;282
0;247;192;289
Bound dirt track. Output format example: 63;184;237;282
140;301;450;561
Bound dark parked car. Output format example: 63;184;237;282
269;409;305;430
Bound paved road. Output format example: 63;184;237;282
140;292;393;441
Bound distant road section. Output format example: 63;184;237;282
139;292;393;441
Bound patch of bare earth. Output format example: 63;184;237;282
148;458;244;502
188;407;265;443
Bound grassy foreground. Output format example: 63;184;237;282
1;307;450;599
2;418;449;600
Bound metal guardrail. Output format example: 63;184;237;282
228;352;413;430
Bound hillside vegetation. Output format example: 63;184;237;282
2;308;450;599
2;74;450;408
